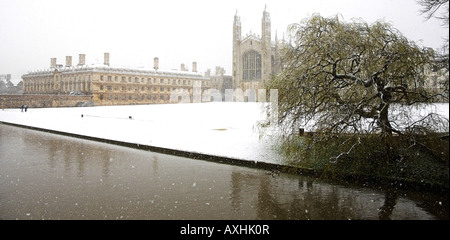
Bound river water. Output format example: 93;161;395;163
0;124;448;220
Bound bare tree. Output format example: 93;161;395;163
418;0;449;25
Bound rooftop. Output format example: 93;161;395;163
23;63;208;80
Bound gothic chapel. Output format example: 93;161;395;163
232;6;281;91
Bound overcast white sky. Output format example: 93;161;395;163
1;0;448;84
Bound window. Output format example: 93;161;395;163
243;50;262;81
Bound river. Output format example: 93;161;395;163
0;123;447;220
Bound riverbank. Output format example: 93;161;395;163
278;134;449;193
3;123;447;220
1;102;448;193
1;120;448;195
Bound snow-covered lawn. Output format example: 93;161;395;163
0;102;448;164
0;102;281;163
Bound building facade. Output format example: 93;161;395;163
422;62;449;101
232;7;282;91
205;66;233;101
22;53;212;106
21;7;284;107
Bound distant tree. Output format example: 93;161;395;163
5;80;16;94
267;15;448;163
16;81;23;94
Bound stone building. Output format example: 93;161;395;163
205;66;233;101
232;6;282;91
22;53;211;106
423;61;449;102
21;7;284;107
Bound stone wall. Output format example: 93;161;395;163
0;94;93;109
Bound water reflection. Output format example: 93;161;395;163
0;124;448;220
378;189;398;220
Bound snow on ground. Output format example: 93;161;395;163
0;102;281;163
0;102;448;164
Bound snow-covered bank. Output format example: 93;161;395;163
0;102;448;164
0;102;281;163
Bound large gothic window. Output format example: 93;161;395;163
243;51;262;81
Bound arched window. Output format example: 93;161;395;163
243;51;262;81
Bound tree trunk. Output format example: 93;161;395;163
378;102;398;166
379;103;393;137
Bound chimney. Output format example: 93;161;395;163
192;62;197;73
215;66;225;76
181;63;187;71
153;57;159;71
66;56;72;67
50;58;57;68
104;52;110;66
78;54;86;66
205;69;211;78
